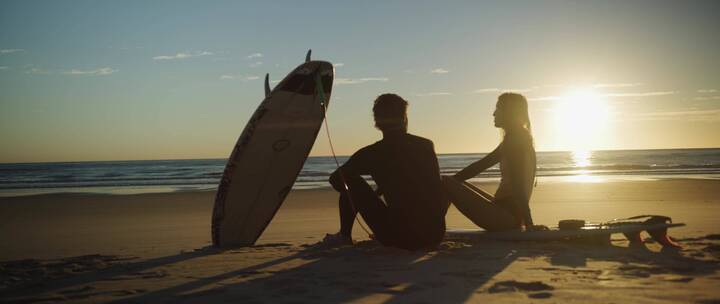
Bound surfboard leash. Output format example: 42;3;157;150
315;72;373;238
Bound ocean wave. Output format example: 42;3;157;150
1;149;719;196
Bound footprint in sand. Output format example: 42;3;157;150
488;280;554;298
528;292;553;299
58;285;95;294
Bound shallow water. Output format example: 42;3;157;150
0;148;718;196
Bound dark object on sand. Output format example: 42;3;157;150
558;219;585;230
446;215;684;248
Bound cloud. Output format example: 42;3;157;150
473;87;533;94
335;77;389;85
153;51;214;61
473;83;641;95
219;74;260;81
591;82;643;88
503;88;533;93
63;67;117;76
604;91;676;97
697;89;718;93
528;95;562;101
472;88;500;94
153;53;191;60
25;67;52;75
430;68;449;74
0;66;8;70
529;90;677;102
0;49;24;55
249;61;263;67
333;63;345;68
24;66;117;76
694;96;720;101
531;84;565;89
246;53;263;59
630;109;720;122
416;92;452;97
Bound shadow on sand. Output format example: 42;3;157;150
3;236;719;303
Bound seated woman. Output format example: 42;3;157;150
443;93;538;231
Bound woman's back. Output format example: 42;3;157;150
494;130;536;202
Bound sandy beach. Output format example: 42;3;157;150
2;179;720;303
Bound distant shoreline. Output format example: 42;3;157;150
1;149;718;197
1;175;718;198
1;147;719;165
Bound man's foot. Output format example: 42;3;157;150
321;232;354;246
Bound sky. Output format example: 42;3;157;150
1;1;719;163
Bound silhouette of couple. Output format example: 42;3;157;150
326;93;538;250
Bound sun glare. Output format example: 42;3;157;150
551;88;610;152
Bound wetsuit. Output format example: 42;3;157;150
330;133;447;250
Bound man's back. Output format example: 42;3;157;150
342;133;447;244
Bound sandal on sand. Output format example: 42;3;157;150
321;232;354;246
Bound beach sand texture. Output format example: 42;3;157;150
1;179;720;303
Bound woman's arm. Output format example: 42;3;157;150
454;145;501;181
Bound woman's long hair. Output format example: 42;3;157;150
497;92;533;144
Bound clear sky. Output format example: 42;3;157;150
1;1;719;163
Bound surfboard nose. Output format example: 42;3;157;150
276;61;334;96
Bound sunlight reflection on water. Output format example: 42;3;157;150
568;150;605;183
572;149;591;168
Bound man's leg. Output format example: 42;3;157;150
338;191;357;237
336;174;393;241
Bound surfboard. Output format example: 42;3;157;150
446;219;684;248
212;50;334;248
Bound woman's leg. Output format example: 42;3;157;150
442;175;520;231
462;180;495;202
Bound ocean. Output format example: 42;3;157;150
0;148;718;197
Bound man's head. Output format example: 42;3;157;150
373;93;408;132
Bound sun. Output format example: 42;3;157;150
551;88;610;153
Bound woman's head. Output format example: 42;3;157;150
494;92;531;132
373;93;408;132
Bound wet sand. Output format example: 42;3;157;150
1;179;720;303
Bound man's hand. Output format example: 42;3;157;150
329;169;346;192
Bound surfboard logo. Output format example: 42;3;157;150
272;139;291;152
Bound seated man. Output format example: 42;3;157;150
326;93;448;250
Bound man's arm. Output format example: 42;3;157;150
329;148;370;191
329;169;347;192
454;144;501;181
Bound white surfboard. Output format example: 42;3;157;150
212;51;334;248
446;219;684;248
446;222;685;242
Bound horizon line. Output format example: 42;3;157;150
1;146;718;165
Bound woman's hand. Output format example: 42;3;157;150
454;145;501;181
525;224;549;231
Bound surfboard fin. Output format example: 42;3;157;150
647;228;682;248
643;216;682;248
264;73;271;97
306;49;311;62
